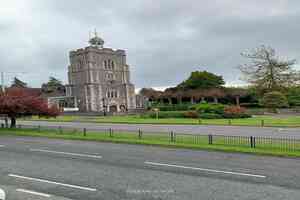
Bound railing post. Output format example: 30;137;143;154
38;125;41;133
138;129;142;139
228;119;232;125
208;134;213;145
250;136;256;148
83;128;87;136
198;119;202;125
174;132;176;142
170;131;175;142
109;128;113;138
58;126;62;134
4;118;8;128
261;120;264;127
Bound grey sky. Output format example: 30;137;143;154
1;0;300;89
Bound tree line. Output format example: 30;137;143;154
140;45;300;110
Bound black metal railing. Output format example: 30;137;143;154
1;124;300;153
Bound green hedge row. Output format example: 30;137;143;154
151;104;191;111
142;111;251;119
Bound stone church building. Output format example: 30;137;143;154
65;32;136;113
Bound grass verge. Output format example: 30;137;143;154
25;115;300;128
1;128;300;158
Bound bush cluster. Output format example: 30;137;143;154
239;102;262;108
143;111;186;119
183;111;199;118
143;103;252;119
198;113;223;119
223;106;251;119
153;104;190;111
191;103;225;114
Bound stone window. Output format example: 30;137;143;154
111;61;115;70
103;59;115;70
104;60;107;69
107;90;118;98
106;73;115;81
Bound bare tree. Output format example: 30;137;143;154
239;45;298;93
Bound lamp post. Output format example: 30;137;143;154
102;98;107;116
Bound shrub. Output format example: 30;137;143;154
224;106;246;114
193;103;225;114
199;113;223;119
153;104;190;111
223;106;252;119
144;111;186;119
286;87;300;107
262;92;289;111
239;102;262;108
183;111;199;118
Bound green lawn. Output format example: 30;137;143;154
1;127;300;157
27;115;300;127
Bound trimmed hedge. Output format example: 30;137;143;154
142;104;252;119
143;111;186;119
152;104;190;111
223;106;252;119
191;103;225;114
183;111;199;118
223;113;252;119
199;113;223;119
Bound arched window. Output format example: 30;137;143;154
104;60;107;69
108;59;111;69
111;61;115;70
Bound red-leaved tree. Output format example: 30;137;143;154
0;88;60;128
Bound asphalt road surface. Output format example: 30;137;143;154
14;120;300;138
0;135;300;199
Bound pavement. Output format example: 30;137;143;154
13;120;300;138
0;135;300;199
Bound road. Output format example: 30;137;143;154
15;120;300;138
0;135;300;199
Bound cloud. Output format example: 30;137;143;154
0;0;300;88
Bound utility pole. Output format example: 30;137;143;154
0;71;27;92
1;72;4;93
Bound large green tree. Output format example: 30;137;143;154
178;71;225;90
262;91;289;112
11;77;27;88
286;86;300;106
239;45;299;93
42;77;64;93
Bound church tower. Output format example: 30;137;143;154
65;31;136;113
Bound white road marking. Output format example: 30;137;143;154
0;145;5;148
9;174;97;192
16;189;51;198
145;161;266;178
30;149;102;159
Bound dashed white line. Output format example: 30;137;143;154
16;189;51;198
9;174;97;192
145;161;266;178
30;149;102;159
